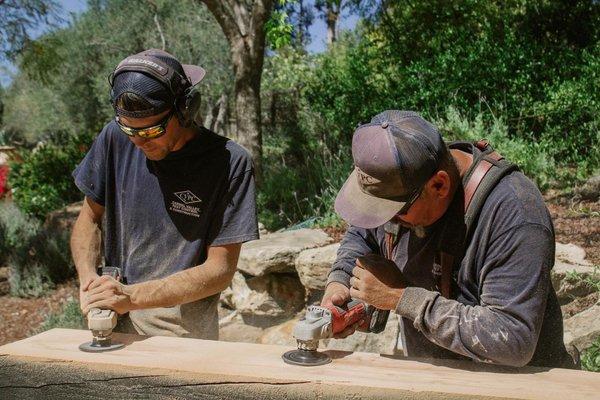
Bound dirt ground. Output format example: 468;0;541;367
0;275;78;346
0;197;597;347
545;194;599;265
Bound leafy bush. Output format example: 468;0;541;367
303;0;600;181
582;337;600;372
0;201;73;297
435;107;554;190
8;132;92;219
259;147;351;230
38;299;86;333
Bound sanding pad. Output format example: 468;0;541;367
282;349;331;366
79;340;124;353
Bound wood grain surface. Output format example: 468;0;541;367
0;329;598;400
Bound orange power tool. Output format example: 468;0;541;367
282;299;389;366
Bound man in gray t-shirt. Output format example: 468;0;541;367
324;110;575;368
71;49;258;339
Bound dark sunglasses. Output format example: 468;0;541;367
115;110;174;139
397;185;424;215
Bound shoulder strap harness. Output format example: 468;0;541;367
383;139;519;298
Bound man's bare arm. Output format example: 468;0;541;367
71;197;104;308
81;243;240;314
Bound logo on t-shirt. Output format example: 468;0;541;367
174;190;202;204
170;190;202;218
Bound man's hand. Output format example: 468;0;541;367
79;272;99;315
81;275;134;316
350;253;407;311
321;281;364;338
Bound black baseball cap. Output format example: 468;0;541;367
110;49;206;118
334;110;447;228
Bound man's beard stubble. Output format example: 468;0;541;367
397;219;429;239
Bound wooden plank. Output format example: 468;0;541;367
0;329;598;400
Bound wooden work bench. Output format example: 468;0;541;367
0;328;598;399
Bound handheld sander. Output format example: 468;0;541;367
79;266;125;353
282;299;389;366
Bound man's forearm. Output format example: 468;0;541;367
70;212;102;281
124;259;235;309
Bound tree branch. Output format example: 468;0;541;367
248;0;274;56
199;0;245;43
147;0;166;50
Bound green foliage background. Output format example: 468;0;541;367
2;0;231;143
258;0;599;229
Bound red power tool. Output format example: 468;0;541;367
282;299;389;366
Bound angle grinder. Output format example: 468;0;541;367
79;266;125;353
282;299;389;366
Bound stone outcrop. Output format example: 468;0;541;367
259;319;298;347
563;304;600;351
295;243;340;291
219;311;266;343
574;175;600;201
561;292;599;319
551;243;597;304
224;271;305;318
237;229;333;276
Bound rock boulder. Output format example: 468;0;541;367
551;243;597;304
226;271;305;318
295;243;340;291
237;229;332;276
563;304;600;351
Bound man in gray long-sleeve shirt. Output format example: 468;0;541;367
324;110;576;368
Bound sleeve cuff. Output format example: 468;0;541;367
210;232;259;246
73;177;105;206
395;287;438;321
326;270;351;288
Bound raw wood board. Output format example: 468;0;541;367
0;328;598;400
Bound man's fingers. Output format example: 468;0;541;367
87;276;104;291
349;277;364;292
352;264;364;278
88;275;114;291
330;292;349;306
87;281;120;297
349;287;362;301
82;280;92;291
83;289;115;306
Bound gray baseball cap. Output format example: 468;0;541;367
334;110;447;228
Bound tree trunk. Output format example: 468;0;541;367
199;0;273;184
326;6;339;45
234;78;262;179
213;93;228;134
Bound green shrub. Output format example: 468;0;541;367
0;201;73;297
582;337;600;372
38;299;86;333
8;132;92;219
303;0;600;181
435;107;554;190
259;147;351;230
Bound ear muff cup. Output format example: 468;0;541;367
175;86;202;128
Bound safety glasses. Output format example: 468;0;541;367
397;185;424;215
115;110;173;139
